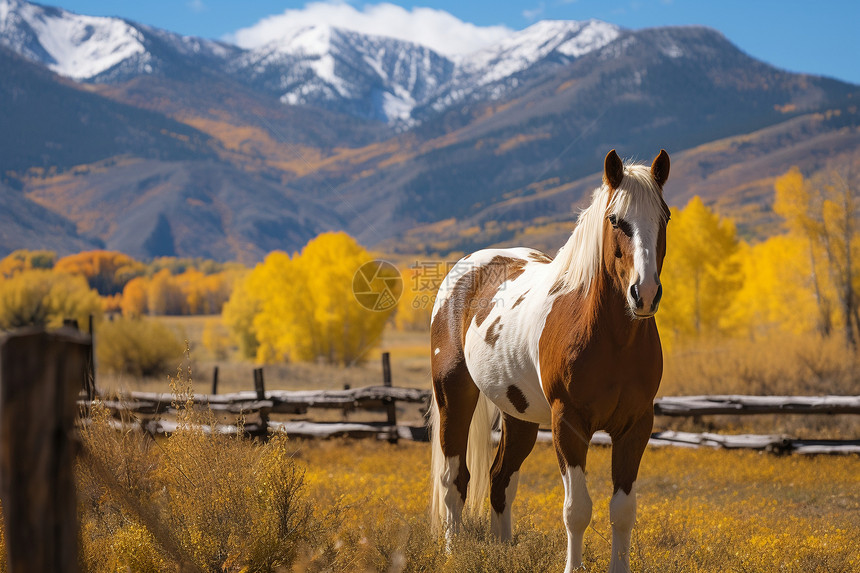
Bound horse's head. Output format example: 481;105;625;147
602;149;671;319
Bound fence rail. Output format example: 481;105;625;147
85;382;860;455
653;395;860;416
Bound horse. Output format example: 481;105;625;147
429;149;671;572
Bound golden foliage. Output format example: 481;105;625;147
120;268;236;317
0;269;102;330
658;197;741;342
201;317;233;360
55;250;145;296
0;249;56;278
723;235;821;336
395;266;434;331
224;232;395;365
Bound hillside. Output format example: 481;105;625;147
1;0;858;260
0;181;101;255
0;45;216;174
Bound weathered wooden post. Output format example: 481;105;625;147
0;327;91;573
253;367;269;437
86;314;96;401
212;365;219;395
343;383;351;420
381;352;397;443
254;367;265;400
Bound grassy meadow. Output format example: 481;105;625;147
58;318;860;572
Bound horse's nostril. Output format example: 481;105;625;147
630;284;643;308
652;284;663;311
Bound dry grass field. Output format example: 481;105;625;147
296;438;859;573
61;408;860;572
68;319;860;572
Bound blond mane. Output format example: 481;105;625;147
552;162;667;294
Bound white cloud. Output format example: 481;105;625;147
187;0;206;14
523;2;546;21
225;1;514;56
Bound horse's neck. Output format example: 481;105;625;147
592;267;646;347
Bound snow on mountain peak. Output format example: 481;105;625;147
459;19;620;79
0;0;625;125
0;0;146;79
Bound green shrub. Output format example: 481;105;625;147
96;318;185;378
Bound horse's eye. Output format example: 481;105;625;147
617;219;634;237
608;214;618;228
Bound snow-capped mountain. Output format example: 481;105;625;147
432;19;620;111
0;0;620;124
227;25;454;125
0;0;235;82
228;19;620;124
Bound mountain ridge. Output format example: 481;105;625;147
1;0;858;261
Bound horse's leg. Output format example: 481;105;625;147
553;408;593;573
608;411;653;573
433;359;480;542
490;413;539;541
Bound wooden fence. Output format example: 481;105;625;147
86;362;860;454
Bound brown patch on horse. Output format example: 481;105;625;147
485;316;502;346
548;279;564;296
467;256;526;329
511;290;530;309
490;414;539;514
506;385;529;413
529;252;552;264
474;300;495;327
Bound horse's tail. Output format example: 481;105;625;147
429;395;445;533
429;390;496;532
465;392;496;516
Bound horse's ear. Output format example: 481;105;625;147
604;149;624;190
651;149;670;188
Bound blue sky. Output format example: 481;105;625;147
55;0;860;84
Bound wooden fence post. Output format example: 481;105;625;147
381;352;397;443
253;367;269;437
254;367;265;400
212;366;219;395
86;314;96;401
343;384;350;420
0;327;91;573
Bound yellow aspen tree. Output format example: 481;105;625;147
0;250;56;278
723;236;821;336
394;267;432;331
774;163;860;345
657;197;741;342
146;269;185;315
773;167;833;336
0;270;101;329
121;277;149;317
224;233;397;366
55;250;144;295
221;267;261;359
